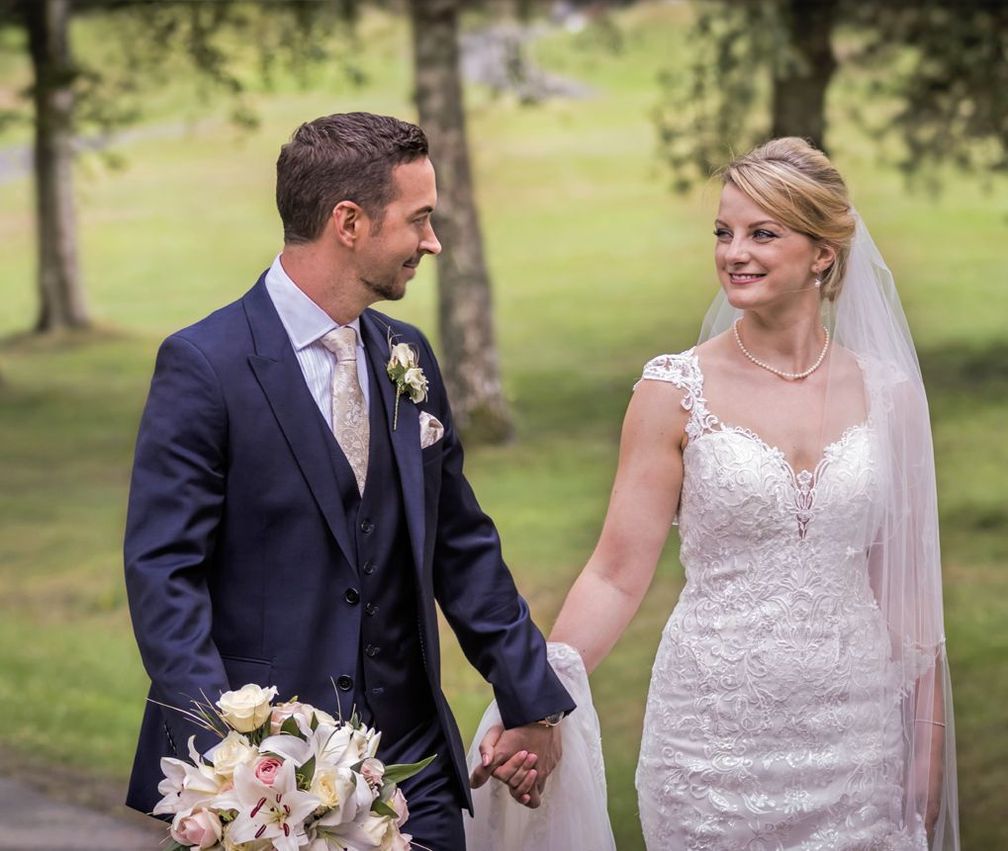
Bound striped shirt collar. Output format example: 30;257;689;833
263;253;362;351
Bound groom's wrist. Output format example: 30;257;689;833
536;711;565;728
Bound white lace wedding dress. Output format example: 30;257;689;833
635;350;926;850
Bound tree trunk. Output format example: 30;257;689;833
27;0;89;333
408;0;514;444
770;0;839;149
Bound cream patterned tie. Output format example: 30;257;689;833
320;327;369;495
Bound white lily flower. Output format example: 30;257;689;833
226;760;320;851
314;723;360;771
262;723;358;773
318;810;405;851
259;732;313;765
153;739;224;816
152;759;220;817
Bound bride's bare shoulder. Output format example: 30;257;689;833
826;343;870;389
694;330;734;358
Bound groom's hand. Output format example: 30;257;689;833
469;722;563;808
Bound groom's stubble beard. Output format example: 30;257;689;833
362;272;408;303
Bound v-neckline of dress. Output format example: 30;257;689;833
684;349;871;539
686;348;869;481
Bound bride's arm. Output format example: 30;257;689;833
473;379;688;806
549;379;687;673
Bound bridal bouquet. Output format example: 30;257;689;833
154;684;433;851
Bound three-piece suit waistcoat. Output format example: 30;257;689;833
323;364;434;742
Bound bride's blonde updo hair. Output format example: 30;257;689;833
721;137;856;302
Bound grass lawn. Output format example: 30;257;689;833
1;4;1006;848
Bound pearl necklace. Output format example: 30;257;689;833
732;318;830;381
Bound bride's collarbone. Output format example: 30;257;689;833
698;374;867;474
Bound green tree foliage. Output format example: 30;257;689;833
0;0;516;441
0;0;365;333
656;0;1008;191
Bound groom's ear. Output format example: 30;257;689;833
331;201;363;247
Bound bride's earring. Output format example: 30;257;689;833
813;269;822;289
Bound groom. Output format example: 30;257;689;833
123;112;574;848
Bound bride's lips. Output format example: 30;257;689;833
728;272;766;285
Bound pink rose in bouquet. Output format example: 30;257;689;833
170;808;221;849
254;756;284;786
154;684;435;851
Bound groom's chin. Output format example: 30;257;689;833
366;279;408;303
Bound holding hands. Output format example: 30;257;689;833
470;720;563;808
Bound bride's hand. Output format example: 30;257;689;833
470;722;562;808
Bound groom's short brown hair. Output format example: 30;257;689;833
276;112;429;243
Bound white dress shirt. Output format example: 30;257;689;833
263;254;370;424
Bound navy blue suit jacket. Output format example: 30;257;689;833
123;276;574;814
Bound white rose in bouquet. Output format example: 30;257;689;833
155;688;434;851
353;813;411;851
313;707;337;727
311;765;371;821
206;730;256;779
216;684;278;733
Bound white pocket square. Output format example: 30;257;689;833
418;411;444;449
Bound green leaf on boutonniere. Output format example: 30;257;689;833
386;333;428;430
280;716;301;737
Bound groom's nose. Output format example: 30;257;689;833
420;220;441;256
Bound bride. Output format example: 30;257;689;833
467;137;959;849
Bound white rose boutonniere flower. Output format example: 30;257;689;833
386;336;429;430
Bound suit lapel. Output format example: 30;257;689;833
243;279;357;570
360;311;426;578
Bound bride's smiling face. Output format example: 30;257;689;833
714;182;833;311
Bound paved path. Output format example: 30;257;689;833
0;778;163;851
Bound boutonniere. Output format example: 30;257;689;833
386;333;429;430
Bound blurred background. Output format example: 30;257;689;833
0;1;1005;848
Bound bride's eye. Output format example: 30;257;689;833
753;229;778;240
713;228;731;240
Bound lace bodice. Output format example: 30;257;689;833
635;350;923;850
640;347;880;558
